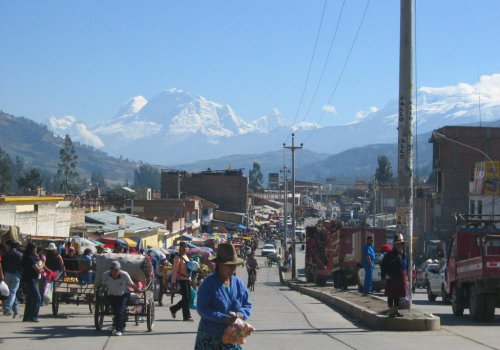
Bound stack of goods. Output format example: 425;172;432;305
95;253;153;287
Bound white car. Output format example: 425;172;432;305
261;244;277;257
357;265;385;292
427;262;450;303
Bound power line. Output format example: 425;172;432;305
298;0;347;125
302;0;372;144
290;0;329;127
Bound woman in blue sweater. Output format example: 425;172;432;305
195;243;252;350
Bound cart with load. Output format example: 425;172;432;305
93;253;156;332
52;276;95;316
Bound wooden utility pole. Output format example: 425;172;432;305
397;0;414;307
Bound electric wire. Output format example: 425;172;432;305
298;0;347;126
302;0;371;144
284;0;329;145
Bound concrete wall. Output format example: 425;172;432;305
0;201;72;237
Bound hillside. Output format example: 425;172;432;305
0;111;136;182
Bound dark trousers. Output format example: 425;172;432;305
22;278;41;321
109;293;129;332
388;297;400;307
171;280;191;320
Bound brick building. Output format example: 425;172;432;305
430;126;500;239
161;170;248;213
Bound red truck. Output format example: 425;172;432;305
446;215;500;321
305;220;386;287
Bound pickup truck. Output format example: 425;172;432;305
427;261;450;303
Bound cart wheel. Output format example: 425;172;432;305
94;294;105;331
147;300;155;332
52;292;60;316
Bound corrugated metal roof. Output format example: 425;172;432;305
85;210;164;233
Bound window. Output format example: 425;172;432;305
470;200;475;215
478;200;483;215
436;171;442;193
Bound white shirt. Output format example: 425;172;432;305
102;270;134;296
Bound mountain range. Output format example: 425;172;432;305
2;74;500;184
47;75;500;168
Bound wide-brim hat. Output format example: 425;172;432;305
394;233;405;243
209;243;244;265
46;243;57;250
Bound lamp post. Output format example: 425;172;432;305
433;131;497;218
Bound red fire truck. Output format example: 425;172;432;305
305;220;386;287
446;215;500;321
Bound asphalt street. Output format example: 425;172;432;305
0;249;499;350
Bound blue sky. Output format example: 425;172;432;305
1;0;500;127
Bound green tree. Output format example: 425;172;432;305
17;168;43;191
133;164;160;190
248;162;264;192
57;135;79;193
375;155;394;185
91;170;106;189
0;147;12;194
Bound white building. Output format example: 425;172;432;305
0;196;82;237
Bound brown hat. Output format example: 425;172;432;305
209;243;244;265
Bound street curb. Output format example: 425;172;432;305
280;271;440;331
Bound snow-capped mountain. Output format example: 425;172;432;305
47;74;500;164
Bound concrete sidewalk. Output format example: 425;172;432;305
279;266;440;331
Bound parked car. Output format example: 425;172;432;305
427;262;450;303
265;239;277;248
415;261;439;288
357;264;385;292
261;244;277;257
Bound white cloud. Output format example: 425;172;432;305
48;115;105;148
354;106;378;121
322;104;337;114
74;123;105;148
419;73;500;107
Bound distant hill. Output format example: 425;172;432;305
0;111;136;182
2;110;499;184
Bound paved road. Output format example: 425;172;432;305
1;246;499;350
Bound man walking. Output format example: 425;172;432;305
3;240;22;316
362;236;376;294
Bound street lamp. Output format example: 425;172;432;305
432;131;497;219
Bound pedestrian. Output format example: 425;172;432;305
362;236;376;294
63;246;79;277
170;241;193;321
245;251;259;289
381;234;406;318
195;243;252;350
36;247;47;305
79;248;94;284
2;240;22;316
45;243;66;280
21;242;44;322
101;261;136;336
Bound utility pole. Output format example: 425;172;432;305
280;166;290;255
284;133;303;279
397;0;414;307
177;171;182;199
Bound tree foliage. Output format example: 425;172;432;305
133;164;160;190
248;162;264;192
17;168;43;191
0;147;12;194
91;170;106;189
57;135;79;193
375;155;394;184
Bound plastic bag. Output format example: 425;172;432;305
189;288;197;309
0;280;10;298
43;282;53;303
222;318;256;345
